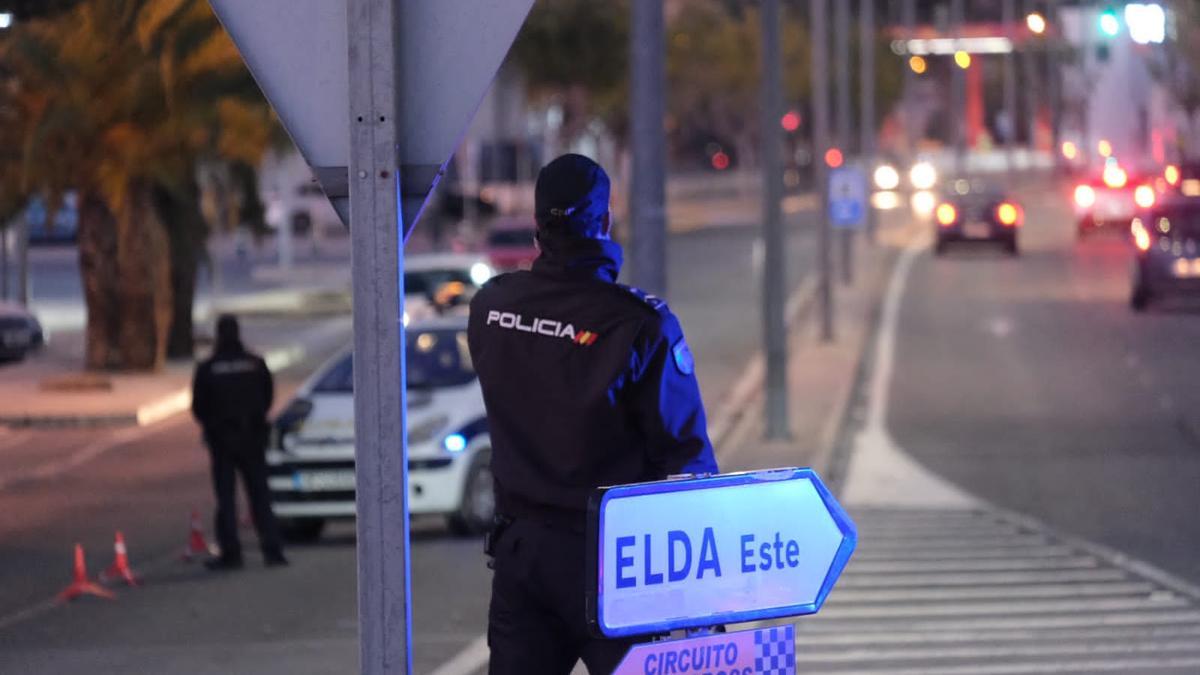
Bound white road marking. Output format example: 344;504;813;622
796;638;1200;664
815;656;1200;675
832;581;1155;603
427;634;489;675
841;237;976;508
822;226;1200;672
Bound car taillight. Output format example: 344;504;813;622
1131;218;1151;252
996;202;1022;227
1134;185;1156;209
1074;184;1096;208
935;203;957;226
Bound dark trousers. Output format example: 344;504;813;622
208;441;283;562
488;519;644;675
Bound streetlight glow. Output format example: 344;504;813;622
954;51;971;69
0;13;14;29
909;55;927;74
1026;12;1046;34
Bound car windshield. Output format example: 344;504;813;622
487;229;535;248
404;269;474;298
311;329;475;394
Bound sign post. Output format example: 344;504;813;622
208;2;531;672
588;468;855;643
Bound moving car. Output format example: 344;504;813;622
933;181;1023;256
267;316;493;540
1129;196;1200;311
485;218;539;271
1073;163;1156;238
0;302;45;362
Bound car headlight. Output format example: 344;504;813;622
408;414;450;446
910;161;938;191
470;262;494;286
873;164;901;191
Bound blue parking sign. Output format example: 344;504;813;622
828;166;868;229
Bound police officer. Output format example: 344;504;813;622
468;154;718;674
191;314;287;570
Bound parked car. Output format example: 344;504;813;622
0;302;46;362
267;316;493;540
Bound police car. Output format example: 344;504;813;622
267;316;493;540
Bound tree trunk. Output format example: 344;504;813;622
77;193;122;370
157;177;207;360
115;183;172;371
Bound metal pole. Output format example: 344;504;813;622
811;0;834;341
951;0;966;178
16;214;28;306
1021;0;1038;156
0;225;8;300
1003;0;1018;176
859;0;877;242
834;0;853;285
761;0;788;439
1045;0;1061;169
347;0;412;672
630;0;667;297
902;0;917;163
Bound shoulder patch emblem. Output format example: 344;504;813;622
672;338;695;375
620;284;669;312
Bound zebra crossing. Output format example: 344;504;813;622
791;507;1200;674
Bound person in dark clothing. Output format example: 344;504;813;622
191;314;287;570
468;154;718;674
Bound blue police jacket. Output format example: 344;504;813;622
467;235;719;517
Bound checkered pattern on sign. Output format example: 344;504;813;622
754;624;796;675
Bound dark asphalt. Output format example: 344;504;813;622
890;186;1200;587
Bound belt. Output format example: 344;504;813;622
498;493;587;534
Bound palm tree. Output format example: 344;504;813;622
0;0;274;369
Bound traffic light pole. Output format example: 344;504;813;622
811;0;834;342
630;0;667;298
859;0;877;242
951;0;966;177
347;0;413;672
1003;0;1018;177
761;0;789;440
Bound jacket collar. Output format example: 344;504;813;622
531;236;623;283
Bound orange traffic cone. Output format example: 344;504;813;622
57;543;116;603
101;531;140;586
180;509;214;561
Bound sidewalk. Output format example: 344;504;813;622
714;210;920;477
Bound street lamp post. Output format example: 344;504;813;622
760;0;789;439
810;0;834;341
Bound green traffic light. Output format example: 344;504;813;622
1099;10;1120;37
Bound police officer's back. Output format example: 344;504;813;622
468;154;717;674
191;314;286;570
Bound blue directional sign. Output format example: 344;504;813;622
828;165;868;229
612;625;795;675
587;468;856;638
